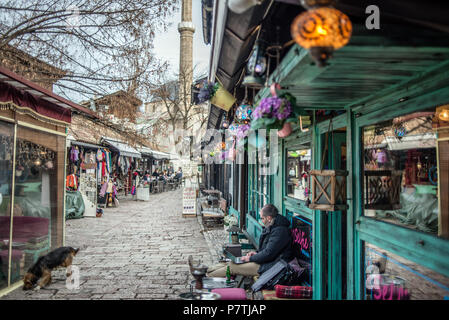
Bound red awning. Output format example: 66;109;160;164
0;66;97;124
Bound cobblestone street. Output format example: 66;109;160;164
1;188;226;300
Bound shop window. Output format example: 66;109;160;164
364;242;449;300
286;145;311;201
0;120;14;289
290;213;313;288
12;126;65;281
362;109;446;237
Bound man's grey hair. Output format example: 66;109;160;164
261;204;279;218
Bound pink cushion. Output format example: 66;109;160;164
211;288;247;300
0;216;49;240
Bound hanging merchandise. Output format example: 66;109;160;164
99;181;108;198
70;146;79;163
66;173;78;191
97;149;103;161
108;151;112;173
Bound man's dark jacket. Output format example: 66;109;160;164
249;214;293;274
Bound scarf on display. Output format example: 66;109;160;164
99;181;108;197
70;146;79;162
66;174;78;190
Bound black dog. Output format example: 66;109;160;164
23;246;79;290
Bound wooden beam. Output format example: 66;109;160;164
350;60;449;114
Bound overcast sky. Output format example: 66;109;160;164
153;0;211;79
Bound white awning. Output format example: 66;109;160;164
137;146;172;160
102;138;141;158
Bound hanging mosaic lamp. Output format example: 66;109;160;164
235;104;253;123
228;123;240;136
437;104;449;122
291;1;352;67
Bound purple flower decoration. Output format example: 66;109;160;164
274;99;292;120
198;81;219;102
236;124;250;141
253;96;292;120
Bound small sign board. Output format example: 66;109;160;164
182;187;197;217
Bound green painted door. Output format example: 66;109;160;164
283;132;315;293
325;131;347;300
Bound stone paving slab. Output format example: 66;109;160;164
0;188;228;300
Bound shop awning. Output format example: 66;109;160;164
151;150;171;160
70;140;102;150
137;146;173;160
101;138;141;158
0;66;97;121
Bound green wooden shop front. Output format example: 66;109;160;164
226;38;449;300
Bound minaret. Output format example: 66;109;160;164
178;0;195;103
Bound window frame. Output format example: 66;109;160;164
354;105;449;299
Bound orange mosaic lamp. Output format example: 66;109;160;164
291;7;352;67
437;105;449;122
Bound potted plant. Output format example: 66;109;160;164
198;81;236;112
223;214;238;232
250;92;306;138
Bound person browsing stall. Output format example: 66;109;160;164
207;204;293;277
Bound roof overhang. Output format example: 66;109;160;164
206;0;274;130
69;139;102;150
206;0;449;129
101;137;142;158
0;66;97;118
255;26;449;111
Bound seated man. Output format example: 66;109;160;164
207;204;293;278
152;169;160;177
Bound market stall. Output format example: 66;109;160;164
66;140;101;216
0;66;95;292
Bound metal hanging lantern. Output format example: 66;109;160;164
291;4;352;67
242;40;267;88
364;170;402;210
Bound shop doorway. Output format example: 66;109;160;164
283;133;314;293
